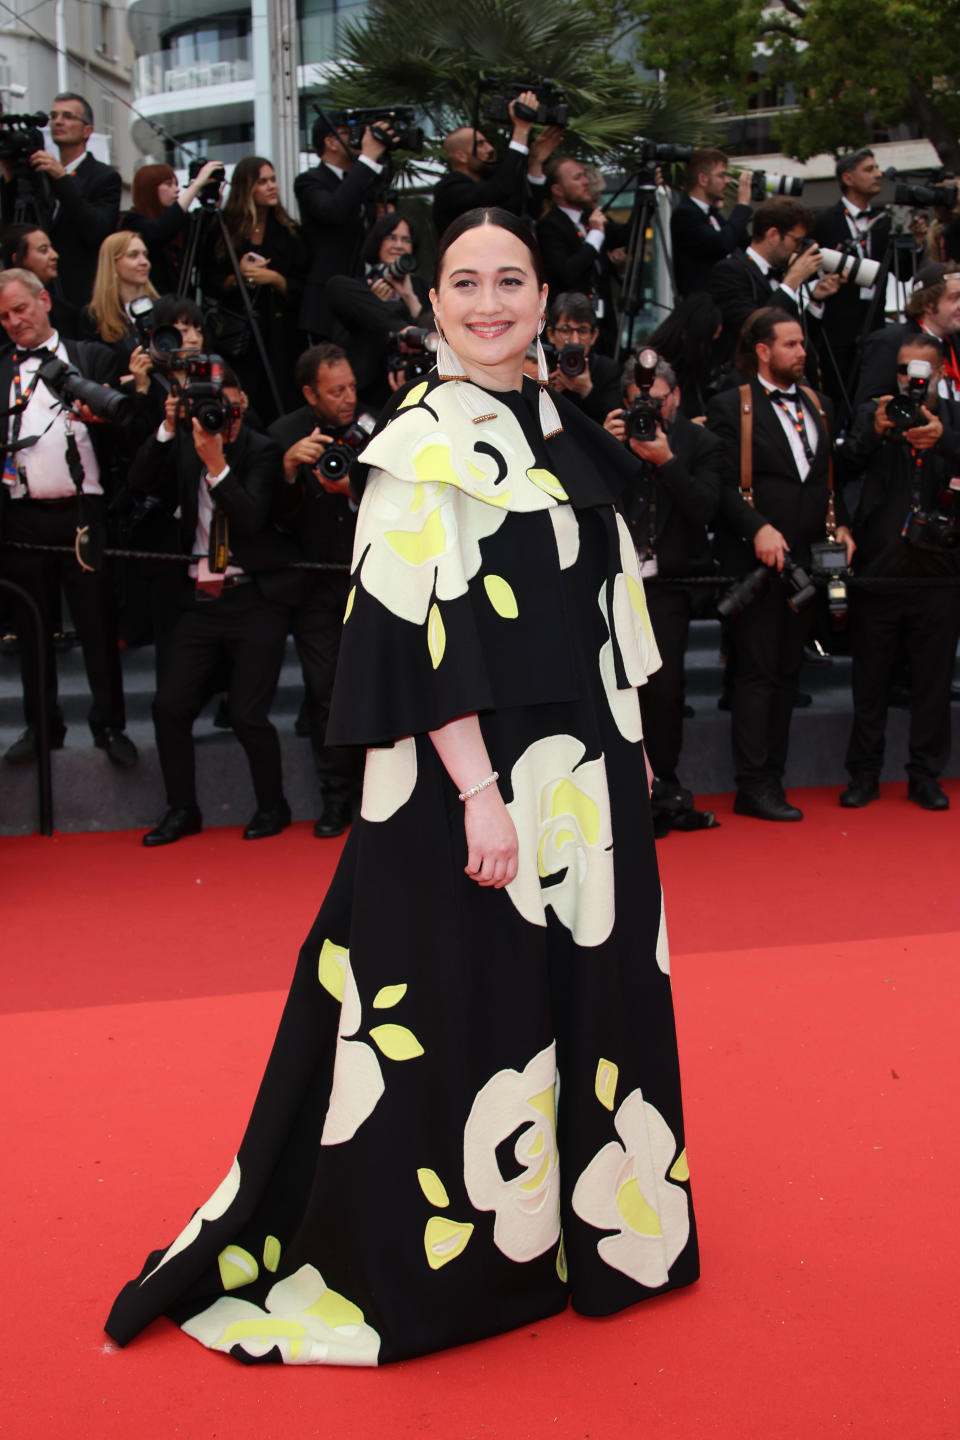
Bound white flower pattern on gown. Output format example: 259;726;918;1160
138;1157;241;1285
572;1087;690;1288
505;734;615;947
182;1263;381;1365
463;1042;561;1263
319;944;385;1146
360;736;418;823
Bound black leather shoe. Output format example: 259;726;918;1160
313;799;351;838
840;777;880;808
142;806;202;847
243;800;292;840
907;777;950;811
4;725;66;763
733;788;803;822
93;727;139;768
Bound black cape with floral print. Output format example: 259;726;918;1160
106;376;699;1366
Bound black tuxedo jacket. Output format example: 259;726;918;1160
0;336;122;531
706;379;839;572
432;148;533;238
710;249;801;368
671;194;752;299
851;319;960;407
268;404;359;568
294;161;384;335
618;412;721;576
48;152;121;302
537;208;628;349
812;200;891;343
130;422;302;604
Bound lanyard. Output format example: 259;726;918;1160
10;351;46;450
771;392;816;465
843;206;871;255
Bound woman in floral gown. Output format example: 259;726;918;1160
106;208;699;1365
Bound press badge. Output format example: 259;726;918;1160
2;454;27;499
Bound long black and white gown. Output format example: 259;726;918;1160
106;373;700;1365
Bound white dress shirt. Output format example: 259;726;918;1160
4;331;102;499
758;379;818;482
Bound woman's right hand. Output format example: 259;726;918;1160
463;788;519;888
369;276;394;303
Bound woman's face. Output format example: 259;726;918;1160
157;176;180;208
430;224;546;390
24;231;58;283
253;166;279;207
115;235;151;289
380;219;413;263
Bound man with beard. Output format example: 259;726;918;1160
431;96;562;239
854;264;960;405
707;307;854;820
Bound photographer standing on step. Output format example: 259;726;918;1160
839;333;960;813
134;367;300;846
0;268;137;768
707;307;854;822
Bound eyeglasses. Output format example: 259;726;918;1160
50;110;85;123
553;323;596;338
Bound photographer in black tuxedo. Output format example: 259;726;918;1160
671;148;753;300
134;369;300;846
813;149;891;407
707;307;854;820
538;157;629;354
543;292;621;423
269;345;369;838
432;96;561;238
0;267;137;767
711;198;842;371
854;264;960;405
604;353;721;834
839;334;960;812
0;93;121;303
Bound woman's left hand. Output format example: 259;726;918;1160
369;277;394;302
464;788;519;888
126;344;153;395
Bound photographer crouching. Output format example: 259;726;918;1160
839;334;960;811
268;345;371;837
605;350;721;835
134;361;300;845
0;267;138;766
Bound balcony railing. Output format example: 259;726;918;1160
133;43;253;100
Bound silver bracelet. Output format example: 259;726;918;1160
458;770;499;802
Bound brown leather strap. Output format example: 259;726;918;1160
738;384;754;507
798;384;837;538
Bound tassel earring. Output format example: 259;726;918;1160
433;316;468;382
536;314;563;439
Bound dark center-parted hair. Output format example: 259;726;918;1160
735;306;798;378
361;212;418;267
220;155;298;253
434;207;545;289
153;293;205;335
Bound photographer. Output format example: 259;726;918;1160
119;159;225;298
854;264;960;405
135;366;300;846
812;149;890;406
0;223;83;339
839;334;960;812
326;213;431;405
268;344;369;838
711;198;842;371
671;148;753;300
0;268;137;767
432;96;561;238
706;306;854;821
604;354;721;834
543;292;620;422
538;157;629;355
0;93;121;302
295;115;392;341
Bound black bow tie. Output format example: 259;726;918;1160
15;347;53;363
767;388;799;404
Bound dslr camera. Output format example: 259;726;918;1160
750;170;804;203
170;354;239;435
38;356;134;426
0;111;49;164
479;77;569;129
386;326;438;383
886;357;932;431
622;347;663;442
541;338;586;379
902;479;960;552
885;166;958;211
316;415;376;482
187;157;225;209
810;537;851;629
368;253;418;284
717;554;817;621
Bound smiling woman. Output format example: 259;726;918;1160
106;207;700;1367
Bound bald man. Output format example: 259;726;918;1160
432;93;563;238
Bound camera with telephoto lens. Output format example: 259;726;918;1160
635;138;693;167
885;358;932;431
187;157;225;209
368;253;418;284
884;167;958;211
902;479;960;551
750;170;804;203
148;324;190;369
816;240;882;289
0;111;48;165
623;347;663;442
385;326;439;382
810;537;851;629
317;415;376;481
479;77;569;129
37;356;134;425
717;553;817;620
170;354;237;435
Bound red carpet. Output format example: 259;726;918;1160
4;784;959;1438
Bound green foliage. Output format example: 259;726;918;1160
324;0;718;166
